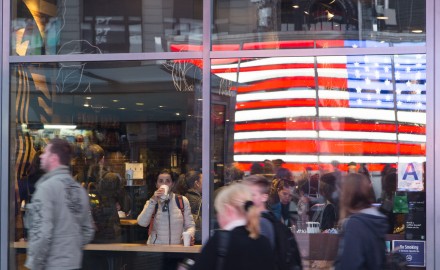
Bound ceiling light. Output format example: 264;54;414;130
175;112;180;116
113;99;119;102
44;125;77;129
83;103;90;107
292;5;299;8
159;105;165;108
376;16;388;20
118;107;126;110
136;102;144;106
85;96;92;100
412;29;423;33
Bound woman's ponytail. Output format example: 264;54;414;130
244;201;260;239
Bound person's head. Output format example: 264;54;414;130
186;170;202;193
156;169;175;190
27;150;44;177
274;168;293;182
85;144;105;165
250;162;263;175
319;173;337;203
40;138;72;172
382;171;397;198
347;161;357;173
277;179;294;205
214;182;260;239
339;173;374;220
243;175;270;211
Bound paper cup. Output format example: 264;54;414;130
160;185;169;200
182;231;191;246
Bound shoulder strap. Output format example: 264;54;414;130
175;194;185;216
148;203;159;235
216;230;231;270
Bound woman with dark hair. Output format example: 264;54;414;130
314;173;338;231
137;169;195;244
191;182;274;270
184;170;203;244
334;173;388;270
268;179;295;225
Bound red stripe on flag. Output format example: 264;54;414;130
235;121;316;131
234;140;425;155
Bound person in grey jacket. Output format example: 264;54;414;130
25;138;95;270
137;169;195;245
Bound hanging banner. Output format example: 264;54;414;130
397;162;424;191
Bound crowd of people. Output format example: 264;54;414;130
22;138;403;270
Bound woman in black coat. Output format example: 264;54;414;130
192;182;275;270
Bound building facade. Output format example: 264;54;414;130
1;0;439;269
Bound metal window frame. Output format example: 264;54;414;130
0;0;436;269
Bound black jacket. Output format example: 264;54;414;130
334;208;389;270
192;226;275;270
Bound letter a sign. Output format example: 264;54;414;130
398;162;424;191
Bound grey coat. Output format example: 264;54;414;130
24;166;95;270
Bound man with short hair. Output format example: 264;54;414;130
25;138;94;270
243;175;275;249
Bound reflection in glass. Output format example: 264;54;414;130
11;0;203;55
11;60;202;247
213;0;426;49
211;54;426;185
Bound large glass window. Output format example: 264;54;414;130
211;54;426;264
11;0;203;55
213;0;426;49
11;59;203;269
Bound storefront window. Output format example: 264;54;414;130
11;59;203;269
211;54;426;265
11;0;203;55
213;0;426;49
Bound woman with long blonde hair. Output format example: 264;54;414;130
334;173;388;270
192;182;274;270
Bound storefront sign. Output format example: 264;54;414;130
397;162;424;191
392;240;425;267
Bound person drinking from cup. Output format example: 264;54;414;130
137;169;195;245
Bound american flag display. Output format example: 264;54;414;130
172;41;426;171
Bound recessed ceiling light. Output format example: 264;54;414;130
83;104;90;107
292;5;299;8
118;107;126;110
412;29;423;33
85;97;92;100
175;112;180;116
136;102;144;106
113;99;119;102
376;16;388;20
159;105;165;108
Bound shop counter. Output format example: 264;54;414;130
13;241;201;253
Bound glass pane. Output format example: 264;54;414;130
213;0;426;50
211;54;426;264
11;0;202;55
11;59;203;269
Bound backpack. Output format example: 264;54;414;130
148;194;185;236
262;211;303;270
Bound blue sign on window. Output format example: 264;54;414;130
392;240;425;267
